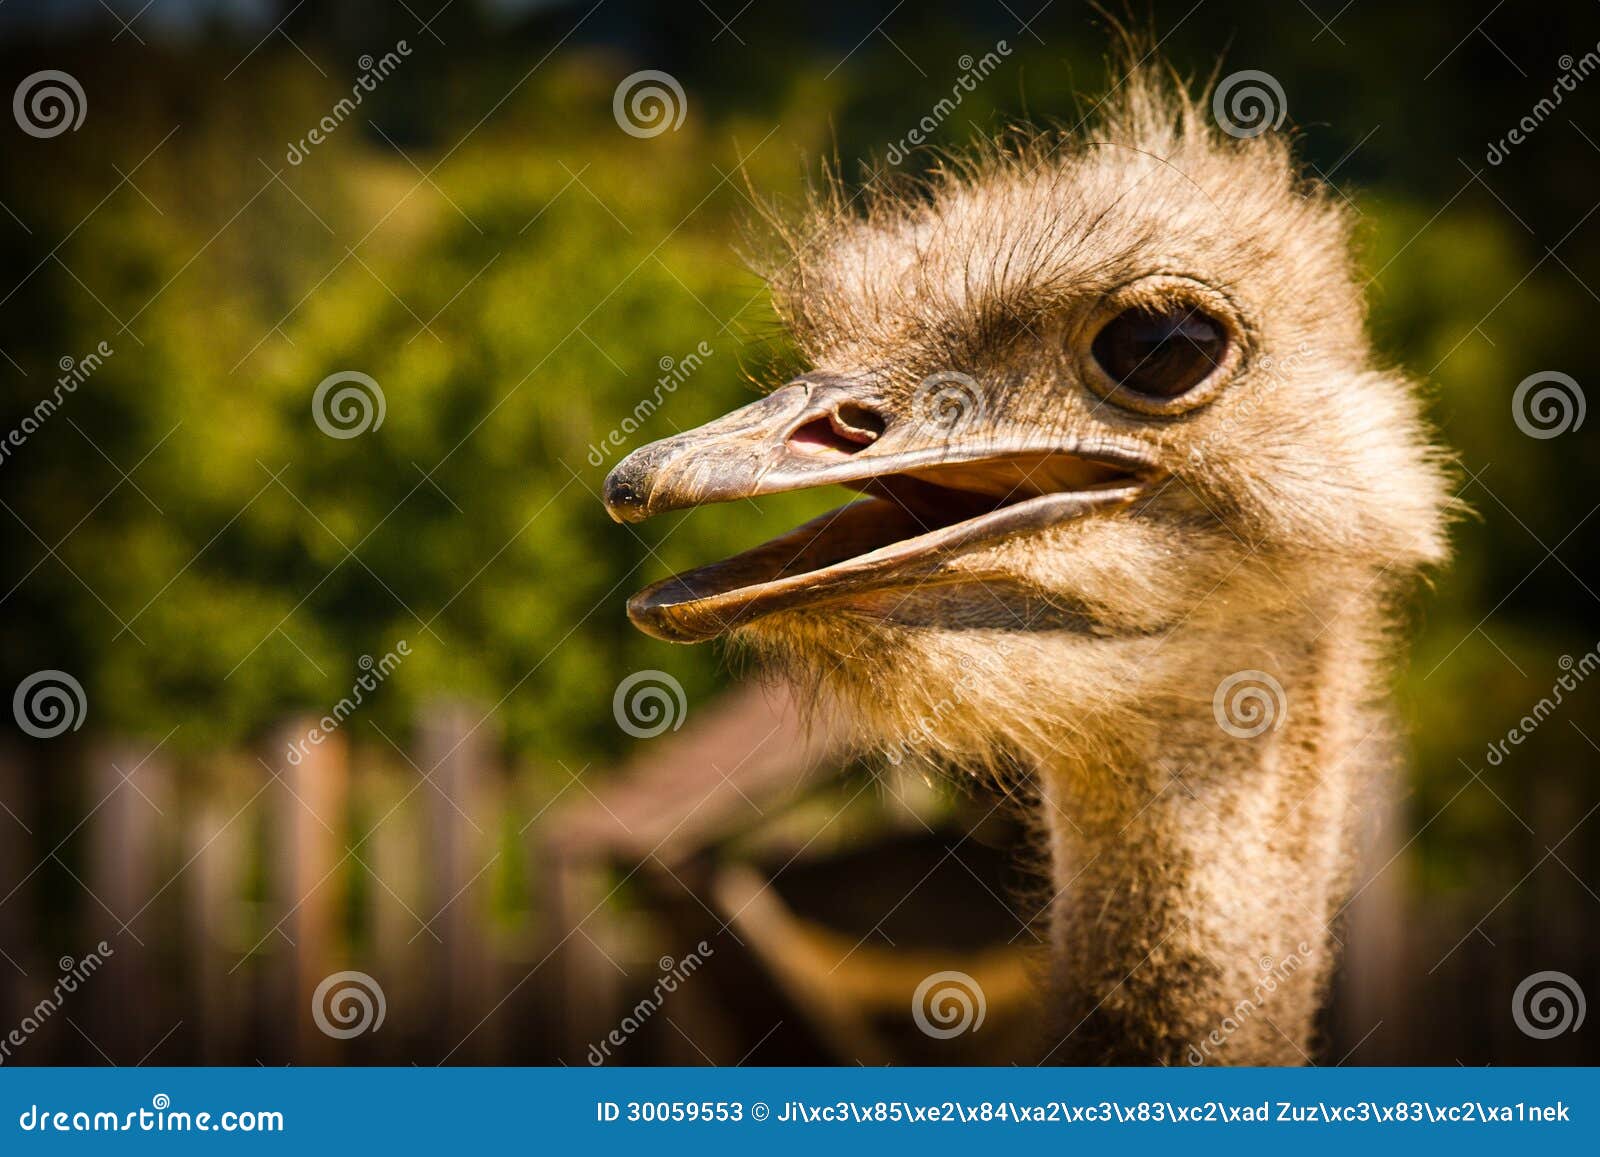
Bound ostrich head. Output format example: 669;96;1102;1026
604;67;1450;780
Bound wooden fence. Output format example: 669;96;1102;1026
1;690;1595;1066
0;704;566;1065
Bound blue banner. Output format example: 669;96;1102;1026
0;1067;1592;1153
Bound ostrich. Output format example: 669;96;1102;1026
601;64;1450;1064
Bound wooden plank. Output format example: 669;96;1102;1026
548;681;848;864
0;744;38;1036
86;737;172;1063
360;749;427;1060
268;718;348;1063
186;753;253;1064
416;700;496;1062
1334;771;1410;1063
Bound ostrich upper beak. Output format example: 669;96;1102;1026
603;375;1159;642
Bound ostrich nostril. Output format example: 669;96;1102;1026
834;402;887;440
787;402;887;457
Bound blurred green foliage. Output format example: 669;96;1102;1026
2;49;825;763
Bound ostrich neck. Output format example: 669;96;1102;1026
1032;625;1380;1065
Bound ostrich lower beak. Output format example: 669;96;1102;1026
602;377;1158;643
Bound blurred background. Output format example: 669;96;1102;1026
0;0;1596;1065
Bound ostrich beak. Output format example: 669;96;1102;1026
603;376;1159;643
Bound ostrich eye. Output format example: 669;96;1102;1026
1091;304;1228;399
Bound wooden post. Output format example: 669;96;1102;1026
86;737;172;1063
540;845;626;1063
186;753;253;1064
267;718;348;1063
1335;771;1410;1063
0;744;37;1035
416;700;495;1062
360;749;427;1061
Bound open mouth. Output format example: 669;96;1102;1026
621;447;1155;643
